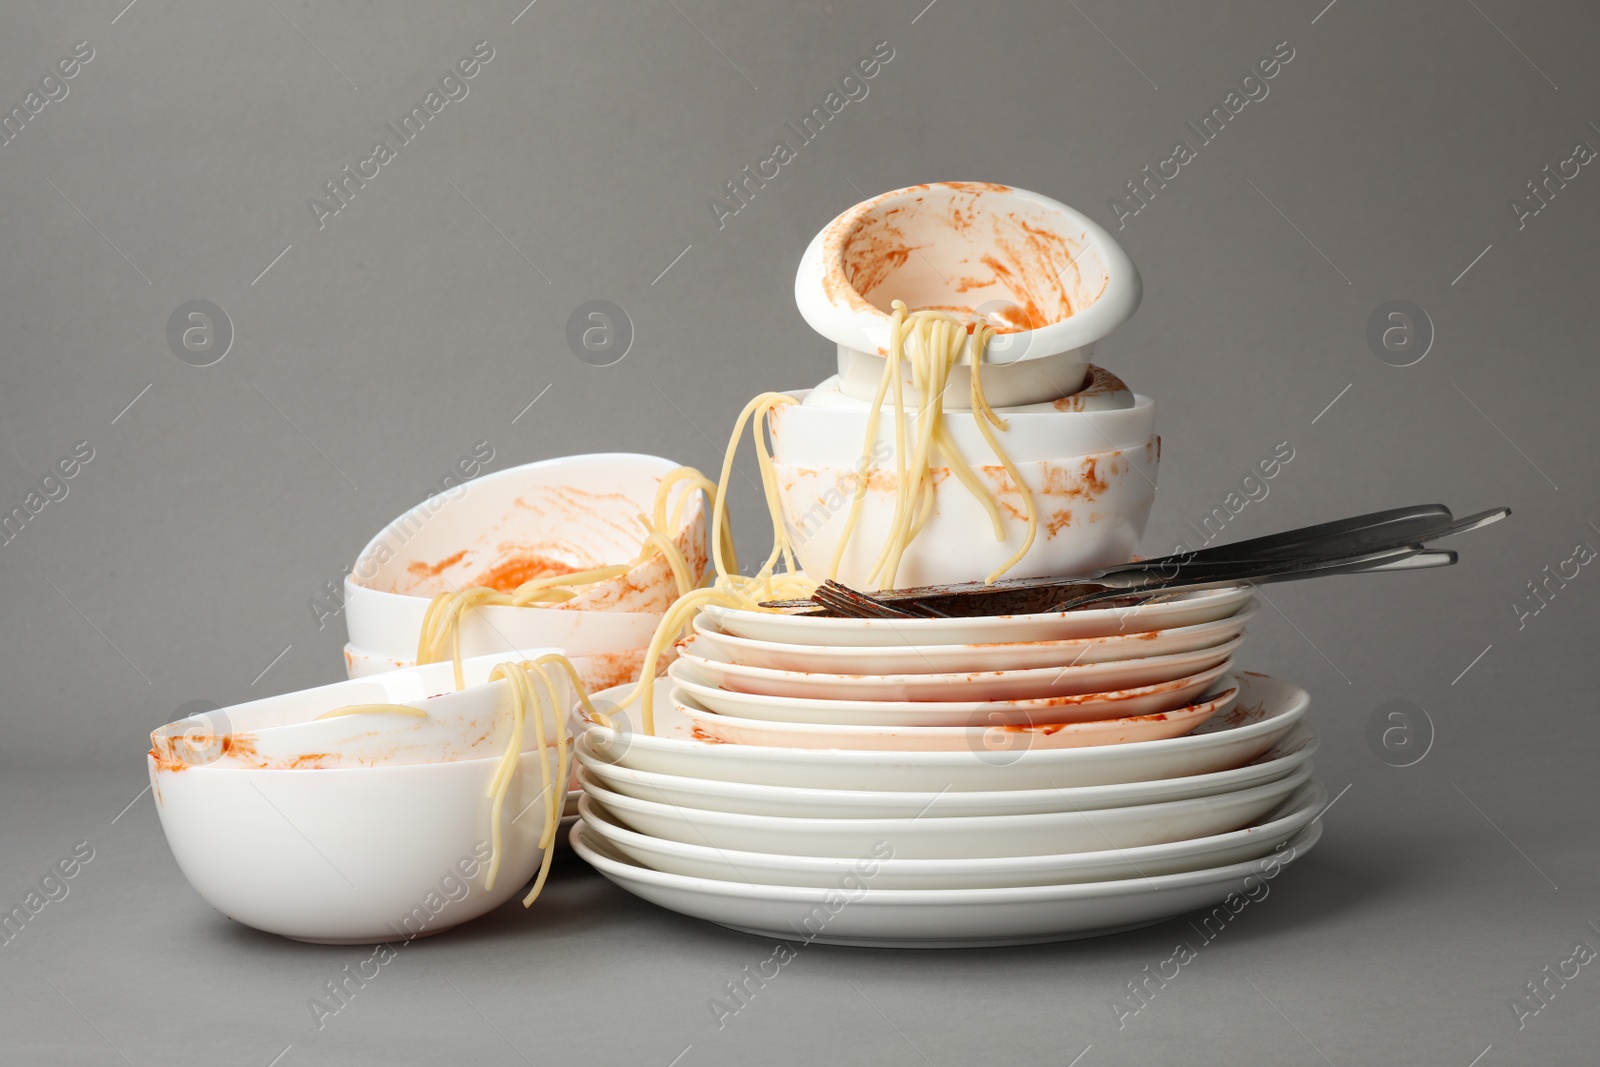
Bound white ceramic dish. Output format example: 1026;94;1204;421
579;761;1310;859
672;674;1235;751
689;602;1255;674
675;634;1239;702
576;722;1316;818
344;453;699;661
770;386;1156;468
149;651;589;771
669;660;1234;728
770;438;1157;590
151;748;561;944
580;778;1324;889
797;365;1137;415
570;819;1321;948
701;585;1254;648
792;182;1142;410
580;672;1307;791
343;642;656;694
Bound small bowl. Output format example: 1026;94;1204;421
344;643;658;694
794;182;1142;409
768;386;1156;468
149;748;560;943
344;453;702;661
770;438;1158;589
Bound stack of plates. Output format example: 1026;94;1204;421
573;588;1327;948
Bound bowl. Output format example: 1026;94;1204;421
343;453;702;661
149;651;583;772
793;182;1142;409
343;642;658;694
768;385;1156;467
149;748;560;943
770;438;1158;588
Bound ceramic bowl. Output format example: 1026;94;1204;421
343;642;657;694
793;182;1142;409
150;748;560;943
768;386;1156;468
770;438;1157;588
343;453;701;661
578;777;1324;888
688;601;1255;674
701;585;1253;648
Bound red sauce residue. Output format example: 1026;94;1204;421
1038;453;1123;501
1053;366;1130;411
1046;509;1073;538
472;554;582;593
690;727;729;744
407;549;468;580
221;733;259;762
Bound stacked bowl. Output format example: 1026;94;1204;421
342;452;705;690
573;590;1326;947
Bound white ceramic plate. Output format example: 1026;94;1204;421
674;635;1241;703
672;677;1236;751
577;761;1311;859
581;672;1307;791
689;602;1256;674
570;819;1322;947
580;778;1325;888
575;722;1316;818
670;659;1234;729
700;585;1253;648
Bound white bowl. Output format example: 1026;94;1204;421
672;673;1235;751
580;777;1324;889
579;761;1310;859
571;819;1321;947
575;722;1317;818
674;634;1239;703
669;662;1236;729
582;672;1304;790
771;438;1158;589
344;453;701;661
798;366;1137;414
150;653;574;771
150;748;560;943
689;601;1256;674
702;585;1253;648
769;385;1156;467
793;182;1142;410
343;642;657;694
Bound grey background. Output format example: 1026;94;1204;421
2;0;1597;1064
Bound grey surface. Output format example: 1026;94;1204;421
1;0;1597;1063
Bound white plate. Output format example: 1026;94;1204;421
672;676;1236;751
674;635;1241;703
575;722;1316;818
580;778;1325;888
570;819;1322;947
690;602;1256;674
701;585;1254;648
581;672;1308;791
671;660;1234;728
577;762;1312;859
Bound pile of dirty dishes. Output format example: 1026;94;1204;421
573;590;1325;947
